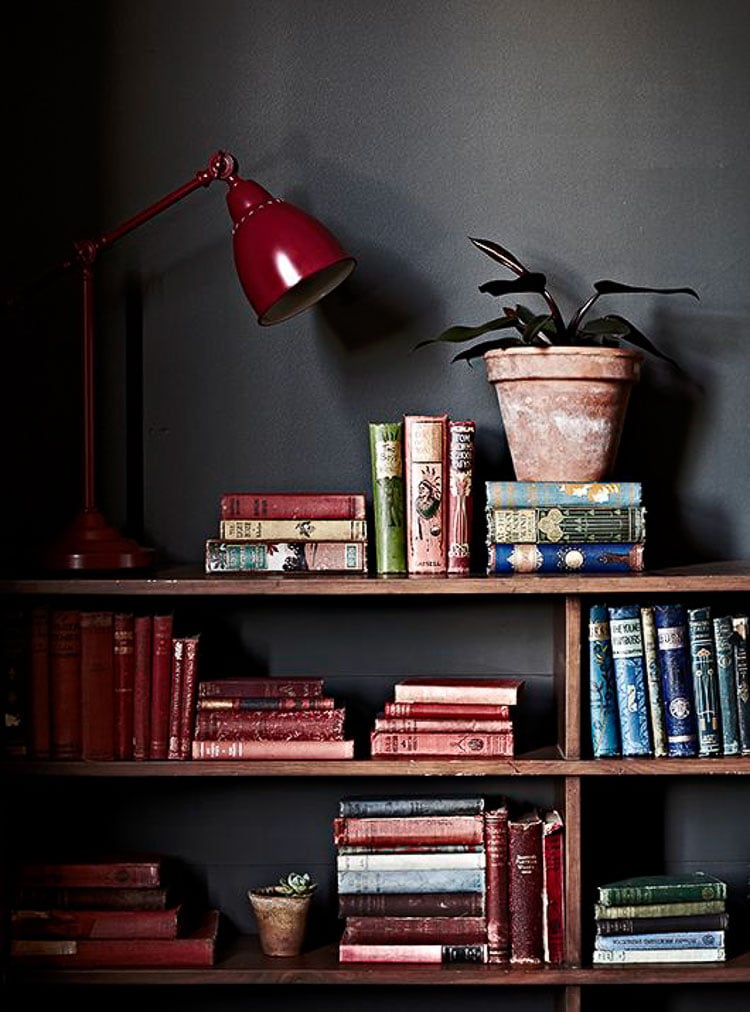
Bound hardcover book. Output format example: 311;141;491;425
80;611;115;762
597;873;727;907
218;518;368;541
640;606;668;757
198;677;324;698
18;856;167;889
195;707;345;741
337;868;485;894
594;930;725;951
11;903;183;940
338;796;485;818
197;696;335;711
13;886;172;911
486;506;646;544
686;606;723;756
384;702;511;719
167;637;186;760
341;915;486;944
177;635;198;760
404;413;448;575
542;809;564;966
338;939;488;963
607;605;652;757
29;606;51;760
487;542;644;574
49;610;82;760
132;615;152;762
370;729;513;757
337;892;484;918
149;613;174;760
595;912;729;936
336;851;486;871
713;614;741;755
205;539;367;573
508;810;543;965
113;612;135;761
393;678;523;706
219;492;367;520
369;421;407;574
731;614;750;755
654;604;698;757
594;899;727;920
447;419;475;574
191;738;354;759
483;804;510;963
588;604;621;758
374;716;512;733
485;481;643;508
592;946;725;964
333;814;485;848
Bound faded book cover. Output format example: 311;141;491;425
484;804;510;963
14;886;171;911
198;677;324;699
640;606;668;757
29;606;51;759
333;814;484;849
178;634;201;760
393;677;523;706
337;867;485;894
338;892;484;918
195;707;345;741
113;612;135;761
486;506;646;544
132;615;152;762
205;539;367;573
342;915;486;944
404;414;448;575
11;904;183;940
713;613;740;755
607;605;653;757
384;701;511;719
192;738;354;759
80;611;115;762
218;518;367;541
370;729;513;757
338;795;484;818
18;856;167;889
219;492;367;520
369;421;407;574
447;420;475;574
149;613;174;760
508;810;543;965
339;939;487;963
588;604;621;758
686;607;722;756
485;481;643;508
50;610;82;760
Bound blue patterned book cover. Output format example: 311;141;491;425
485;482;642;508
588;605;621;757
731;615;750;755
654;604;699;757
640;606;668;757
686;607;722;756
595;931;724;951
337;868;485;894
713;614;741;755
607;605;653;756
487;543;644;574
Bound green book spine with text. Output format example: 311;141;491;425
369;422;406;574
597;873;727;907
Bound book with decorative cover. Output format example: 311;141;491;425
731;614;750;755
588;605;621;758
594;899;726;920
686;606;722;756
447;419;475;574
198;677;324;698
597;873;727;907
192;738;354;759
594;930;725;951
337;868;485;894
149;613;174;760
607;605;652;757
640;606;668;757
484;804;510;963
713;613;741;755
333;814;485;849
218;518;368;541
205;540;367;573
404;414;448;575
485;481;643;508
508;810;543;965
219;492;367;520
486;506;645;544
488;543;644;574
113;612;135;761
542;809;564;966
384;701;511;719
370;730;513;757
338;796;485;818
654;604;698;757
369;421;407;574
195;707;345;741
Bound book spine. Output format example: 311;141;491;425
731;614;750;755
341;916;486;944
29;606;51;759
607;605;652;757
485;481;642;508
654;604;698;757
198;678;324;698
338;942;487;963
333;814;484;848
11;905;182;940
487;543;644;574
592;947;724;964
14;886;170;911
195;707;344;740
484;806;510;963
588;605;621;758
1;607;28;757
205;540;367;573
80;611;115;762
686;606;723;756
370;730;513;757
369;421;407;574
374;717;512;733
178;635;200;760
640;606;668;757
542;809;564;966
19;860;163;889
49;610;82;760
338;796;485;818
447;419;475;574
595;931;725;950
594;899;726;919
486;506;645;544
219;492;367;520
218;518;367;541
132;615;152;762
149;614;174;760
337;892;484;918
337;868;485;894
598;880;726;906
596;913;728;936
167;638;185;760
197;696;334;711
113;613;135;761
393;680;522;706
713;614;741;755
508;812;544;965
336;851;485;871
384;702;510;719
404;413;448;574
191;738;354;759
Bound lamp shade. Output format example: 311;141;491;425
226;176;355;325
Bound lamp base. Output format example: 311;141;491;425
43;507;156;572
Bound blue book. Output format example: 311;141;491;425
336;868;485;894
595;931;725;951
686;607;723;756
485;481;642;508
654;604;699;757
338;796;484;818
588;605;621;757
731;615;750;755
487;543;644;574
607;605;653;756
713;615;741;756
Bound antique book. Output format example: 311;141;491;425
594;899;726;920
606;605;652;757
542;809;564;965
194;707;345;741
218;518;367;541
686;606;723;756
713;613;741;755
49;610;82;760
731;614;750;755
485;481;643;508
167;637;186;760
370;729;513;757
113;612;135;761
486;506;646;544
654;604;698;757
508;810;544;965
178;634;200;760
369;421;407;574
197;696;335;711
338;796;484;818
205;539;367;573
488;542;645;574
447;419;475;574
149;613;174;760
393;677;523;706
191;738;354;759
483;804;510;963
596;912;729;936
597;873;727;907
11;903;183;940
592;947;725;964
342;916;486;944
336;851;485;871
588;604;621;758
219;491;367;520
337;892;484;918
198;677;324;699
29;605;51;759
19;856;167;889
80;611;115;762
132;615;152;762
337;868;485;894
640;606;668;757
13;886;171;911
594;930;725;951
384;701;511;719
1;606;28;758
333;813;485;849
339;939;488;963
404;413;449;575
374;716;513;733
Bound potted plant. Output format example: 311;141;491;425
419;237;698;481
248;872;317;956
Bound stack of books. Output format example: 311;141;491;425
370;677;523;757
484;481;646;574
9;854;220;967
593;873;728;964
204;492;369;574
191;676;354;759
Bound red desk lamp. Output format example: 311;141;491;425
40;150;356;572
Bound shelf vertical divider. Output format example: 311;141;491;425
557;774;582;969
555;984;582;1012
555;594;581;759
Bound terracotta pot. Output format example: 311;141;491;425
483;345;642;481
248;888;312;956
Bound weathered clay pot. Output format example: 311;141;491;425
483;346;642;481
248;888;312;956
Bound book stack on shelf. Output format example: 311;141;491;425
191;676;354;759
370;677;523;757
593;873;728;964
204;492;369;574
9;854;220;967
369;414;476;576
484;480;645;574
589;599;750;758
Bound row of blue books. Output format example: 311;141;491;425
589;602;750;758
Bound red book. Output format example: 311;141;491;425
384;702;511;719
11;904;183;940
1;606;28;758
508;810;544;965
338;893;484;918
192;738;354;759
333;814;484;849
149;613;173;759
18;856;166;889
29;606;51;759
178;634;200;760
49;610;82;760
194;708;345;741
198;677;324;699
14;886;170;911
197;696;335;711
167;638;185;760
542;809;565;965
132;615;152;762
80;611;115;761
374;717;513;733
393;678;524;706
343;916;486;944
404;414;449;575
447;419;475;575
484;804;510;964
339;939;487;963
10;909;220;967
220;492;366;520
113;613;135;760
370;730;513;757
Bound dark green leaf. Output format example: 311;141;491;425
522;314;555;344
468;237;529;275
577;316;632;338
605;314;682;370
593;280;699;300
478;273;548;297
413;316;521;350
451;336;524;363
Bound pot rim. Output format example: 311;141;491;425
248;888;313;901
483;345;643;360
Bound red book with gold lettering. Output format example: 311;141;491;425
113;613;135;760
149;614;173;759
80;611;115;761
404;414;449;575
220;492;366;519
508;810;544;965
178;634;200;759
484;804;510;963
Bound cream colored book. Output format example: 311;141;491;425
219;518;367;541
593;947;725;964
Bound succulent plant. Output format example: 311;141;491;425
273;872;317;897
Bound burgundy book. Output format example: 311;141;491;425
508;810;544;965
338;892;484;918
80;611;115;761
197;696;335;711
178;634;200;760
1;606;28;758
49;610;82;760
484;804;510;964
192;738;354;759
374;717;513;733
132;615;152;762
197;677;324;699
220;492;366;520
113;612;135;760
18;856;166;889
194;707;345;741
149;613;173;759
404;414;449;575
10;908;220;967
393;678;524;706
29;606;51;759
339;938;487;964
370;730;513;757
384;702;511;719
167;637;185;760
333;814;484;849
11;903;183;940
343;916;486;944
542;809;565;965
14;886;170;911
447;419;475;575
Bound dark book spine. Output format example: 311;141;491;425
596;912;729;936
654;604;698;757
113;613;135;760
50;610;82;760
713;614;740;755
686;606;723;756
486;505;645;543
11;904;182;940
178;635;200;760
607;604;652;756
588;604;621;757
342;916;486;944
484;806;510;963
369;421;406;574
132;615;152;762
80;611;115;761
198;678;324;699
29;606;51;759
14;886;170;910
194;707;344;741
338;797;484;818
19;859;164;889
338;892;484;918
149;613;174;759
447;419;475;574
508;811;544;965
167;637;185;760
731;614;750;755
542;810;565;965
488;542;644;574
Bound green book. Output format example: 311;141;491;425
369;422;406;574
597;872;727;907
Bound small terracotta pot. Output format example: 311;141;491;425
483;345;642;481
248;888;312;957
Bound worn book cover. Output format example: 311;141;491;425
195;707;345;741
486;505;646;544
11;904;184;940
484;804;510;963
342;915;486;944
80;611;115;762
13;886;172;911
374;716;512;733
607;604;653;757
731;614;750;755
337;867;485;894
197;696;335;711
713;614;741;755
592;946;724;964
219;492;367;520
447;419;475;574
29;606;51;760
508;810;543;965
596;912;729;936
595;930;725;950
49;610;82;760
597;872;727;907
640;606;668;757
333;814;485;849
594;899;727;920
393;677;523;706
338;892;484;918
588;604;621;758
18;856;168;889
336;851;485;871
488;542;644;574
654;604;698;757
198;677;324;699
686;607;722;756
218;518;368;541
205;539;367;573
132;615;152;762
384;701;511;719
485;481;643;508
338;796;484;818
167;637;186;760
178;634;201;760
149;613;174;760
370;729;513;757
113;612;135;761
369;421;406;574
542;809;564;965
339;939;488;963
192;738;354;759
404;414;448;575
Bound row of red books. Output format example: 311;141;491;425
334;795;564;964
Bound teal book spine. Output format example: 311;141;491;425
607;605;652;756
640;606;668;757
486;506;645;544
336;868;485;894
654;604;698;757
484;481;642;508
588;605;621;757
713;614;740;756
686;607;723;756
369;422;406;574
595;931;724;951
487;543;644;574
731;614;750;755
